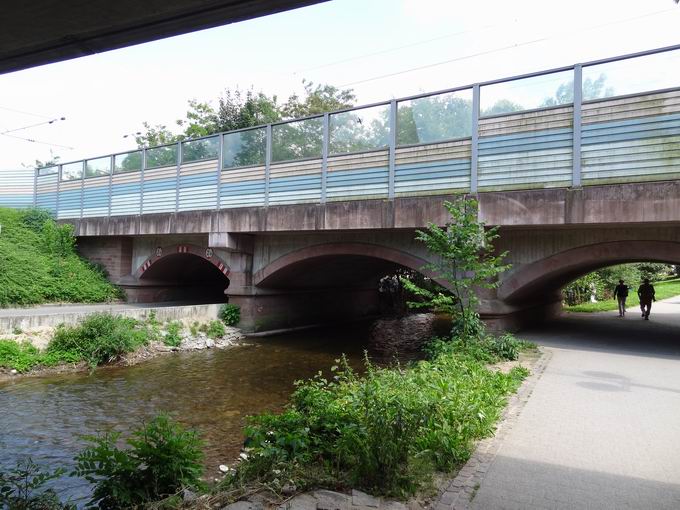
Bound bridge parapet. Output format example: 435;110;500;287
19;44;680;220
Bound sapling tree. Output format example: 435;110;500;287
401;198;509;342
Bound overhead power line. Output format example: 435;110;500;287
0;105;54;119
1;117;67;135
0;132;75;150
337;7;678;88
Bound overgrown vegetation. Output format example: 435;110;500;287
0;458;75;510
163;321;183;347
0;207;122;307
74;414;205;509
219;304;241;326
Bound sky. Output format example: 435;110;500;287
0;0;679;169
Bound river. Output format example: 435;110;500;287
0;327;368;505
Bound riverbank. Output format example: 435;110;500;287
0;312;245;382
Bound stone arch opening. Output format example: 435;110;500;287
134;244;230;303
499;240;680;307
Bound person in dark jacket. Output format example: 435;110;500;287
637;279;656;320
613;279;629;317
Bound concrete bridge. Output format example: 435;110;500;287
4;45;680;331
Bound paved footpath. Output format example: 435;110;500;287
466;299;680;510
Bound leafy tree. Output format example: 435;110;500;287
279;80;356;118
541;73;614;107
398;95;472;145
401;198;510;342
480;99;524;117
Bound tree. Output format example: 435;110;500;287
398;95;472;145
480;99;523;117
401;198;509;342
541;73;614;107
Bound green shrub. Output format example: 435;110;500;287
218;304;241;326
0;339;79;373
228;350;528;497
0;207;122;307
206;320;226;339
0;457;75;510
164;321;183;347
47;313;149;367
190;321;200;336
74;414;205;509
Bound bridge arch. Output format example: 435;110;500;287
134;243;230;280
253;242;444;289
499;240;680;304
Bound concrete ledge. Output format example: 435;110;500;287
0;303;221;334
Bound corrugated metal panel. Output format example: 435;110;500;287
582;105;680;184
583;89;680;125
478;109;573;190
36;173;57;214
395;140;470;196
220;165;265;208
57;179;82;219
0;169;35;209
175;161;218;211
82;175;110;218
327;150;388;201
479;106;572;137
143;167;177;214
111;173;141;216
269;159;321;205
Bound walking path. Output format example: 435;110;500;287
457;298;680;509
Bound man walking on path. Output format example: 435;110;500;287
613;279;629;317
637;278;656;320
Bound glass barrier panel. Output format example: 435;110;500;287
223;128;266;168
61;162;83;181
397;89;473;145
329;104;390;155
182;136;219;163
480;70;574;117
37;166;58;176
582;49;680;100
272;117;323;162
85;156;111;178
114;151;142;174
146;145;178;169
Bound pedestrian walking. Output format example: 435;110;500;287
637;278;656;320
613;279;629;317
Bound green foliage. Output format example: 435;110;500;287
566;277;680;313
0;339;79;373
219;304;241;326
424;333;534;364
74;414;205;510
563;263;674;306
163;321;183;347
206;320;226;339
401;198;509;343
225;351;527;497
47;313;149;367
0;457;74;510
0;207;122;307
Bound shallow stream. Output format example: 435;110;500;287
0;327;367;505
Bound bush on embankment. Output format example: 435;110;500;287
0;207;122;306
0;313;154;372
221;340;529;498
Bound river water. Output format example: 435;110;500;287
0;328;368;505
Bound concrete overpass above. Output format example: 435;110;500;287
1;0;326;74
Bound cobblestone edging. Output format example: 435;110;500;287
433;349;553;510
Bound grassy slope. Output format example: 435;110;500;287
0;207;121;307
565;278;680;313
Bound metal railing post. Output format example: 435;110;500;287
216;135;223;210
80;161;85;218
108;155;113;217
140;148;146;215
265;124;272;206
33;169;37;207
175;141;182;213
572;64;583;187
471;84;480;194
321;113;329;204
388;99;397;200
55;165;61;218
